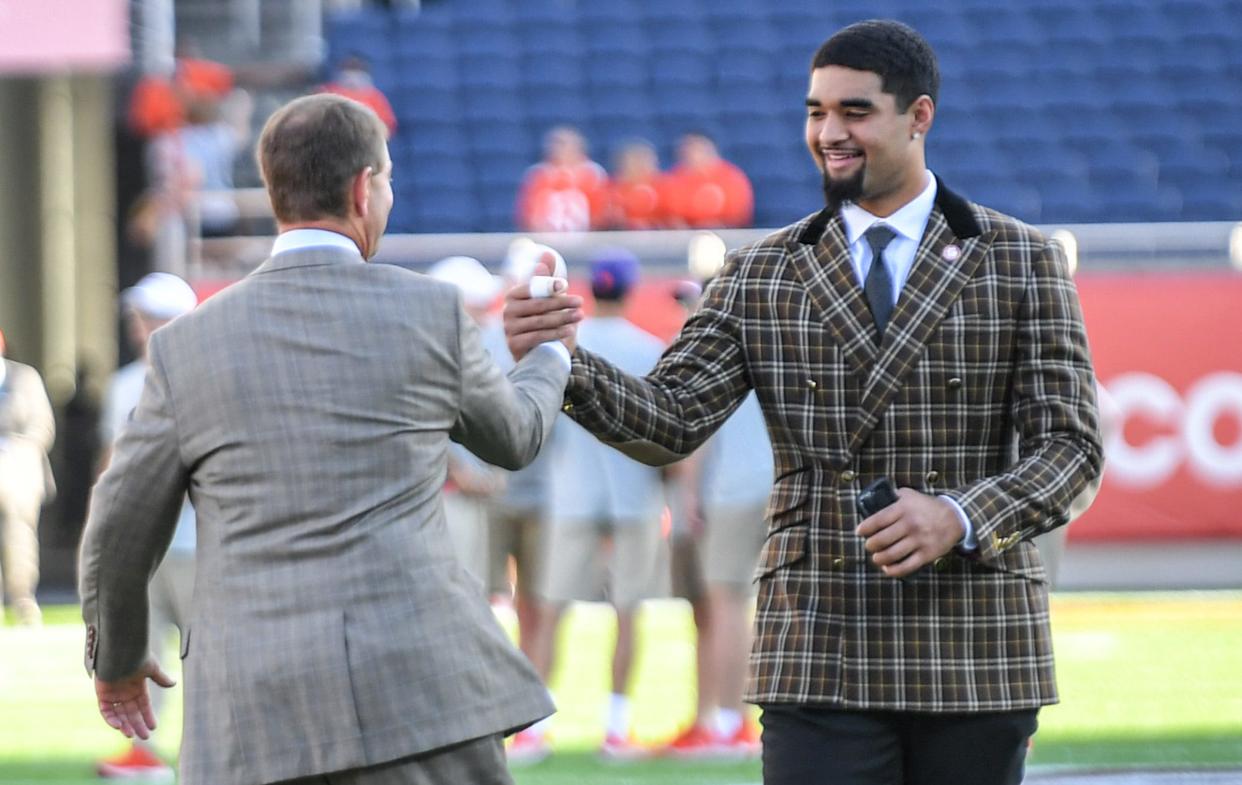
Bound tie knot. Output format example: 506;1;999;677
863;224;897;257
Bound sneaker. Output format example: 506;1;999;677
599;733;651;762
506;729;551;766
96;744;174;781
662;724;722;759
717;722;762;760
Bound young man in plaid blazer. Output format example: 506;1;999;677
506;18;1102;785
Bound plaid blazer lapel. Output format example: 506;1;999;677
785;210;878;382
848;206;992;455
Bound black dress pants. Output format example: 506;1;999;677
760;704;1038;785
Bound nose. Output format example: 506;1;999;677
818;113;848;145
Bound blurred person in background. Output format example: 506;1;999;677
522;249;667;762
515;126;610;233
505;20;1101;785
661;280;771;761
127;41;234;140
483;241;557;668
94;273;198;781
428;255;508;587
0;329;56;627
148;91;252;239
318;54;398;138
663;132;754;229
605;139;670;230
79;93;576;785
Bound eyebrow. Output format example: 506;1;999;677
805;97;876;109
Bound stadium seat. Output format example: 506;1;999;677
581;20;649;56
655;51;713;88
714;51;779;88
522;54;587;91
515;18;584;57
586;54;648;89
403;119;465;157
395;54;458;90
397;84;462;126
523;88;590;129
709;20;780;52
459;54;522;90
645;21;713;54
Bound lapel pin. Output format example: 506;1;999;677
941;244;962;261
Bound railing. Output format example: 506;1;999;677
189;188;1242;282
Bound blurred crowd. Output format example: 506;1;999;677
120;48;754;280
516;126;754;233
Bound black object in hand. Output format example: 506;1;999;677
856;478;899;518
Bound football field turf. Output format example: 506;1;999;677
1;592;1239;784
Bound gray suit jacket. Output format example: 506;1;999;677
79;247;566;785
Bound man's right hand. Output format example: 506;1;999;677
504;256;584;361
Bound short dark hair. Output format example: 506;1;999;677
811;19;939;112
257;94;387;224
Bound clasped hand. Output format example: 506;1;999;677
855;488;964;578
503;255;584;361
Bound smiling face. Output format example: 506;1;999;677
805;65;933;217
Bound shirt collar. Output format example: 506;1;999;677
271;229;364;259
840;170;938;246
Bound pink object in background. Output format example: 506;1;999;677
0;0;129;74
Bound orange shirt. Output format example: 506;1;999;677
606;174;671;230
663;159;754;229
128;77;184;137
127;58;235;138
177;57;233;98
516;161;611;232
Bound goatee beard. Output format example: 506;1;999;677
822;167;864;213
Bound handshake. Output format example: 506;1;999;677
502;242;585;360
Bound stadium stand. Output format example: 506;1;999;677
325;0;1242;233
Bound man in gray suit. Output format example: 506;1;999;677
78;94;581;785
0;328;56;626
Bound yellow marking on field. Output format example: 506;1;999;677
1051;594;1242;626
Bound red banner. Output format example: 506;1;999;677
1074;272;1242;541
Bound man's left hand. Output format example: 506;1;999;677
855;488;963;578
94;655;176;740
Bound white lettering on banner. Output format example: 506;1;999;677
1184;373;1242;486
1104;372;1242;489
1106;373;1183;488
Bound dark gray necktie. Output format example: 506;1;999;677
863;224;897;336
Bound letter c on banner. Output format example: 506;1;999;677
1106;372;1183;488
1184;372;1242;486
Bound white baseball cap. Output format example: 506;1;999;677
122;273;198;320
428;256;502;308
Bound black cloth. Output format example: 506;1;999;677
759;703;1038;785
863;223;897;336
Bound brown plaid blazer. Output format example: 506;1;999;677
564;178;1102;712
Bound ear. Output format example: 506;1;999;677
910;95;935;138
351;166;373;217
